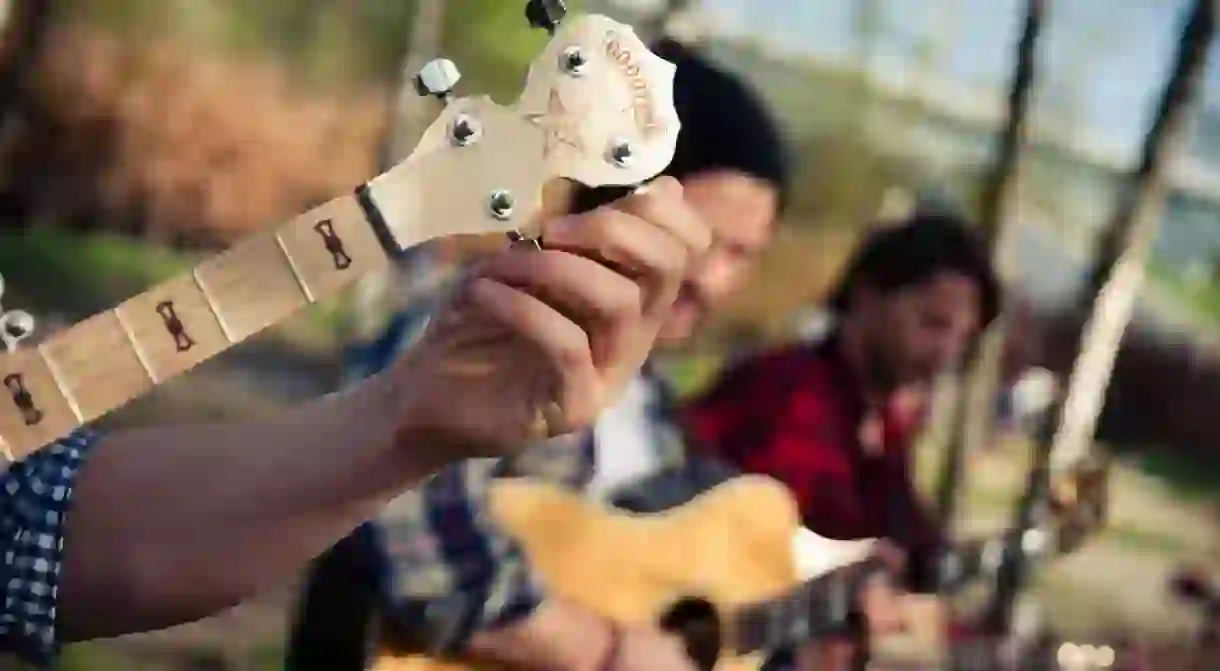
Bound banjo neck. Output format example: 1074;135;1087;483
0;5;682;464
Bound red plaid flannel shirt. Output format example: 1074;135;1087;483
683;336;942;550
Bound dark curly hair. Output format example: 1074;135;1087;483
827;213;1002;329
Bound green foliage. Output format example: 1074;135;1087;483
64;0;588;94
440;0;586;104
63;0;173;36
0;228;193;317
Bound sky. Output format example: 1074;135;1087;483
695;0;1220;165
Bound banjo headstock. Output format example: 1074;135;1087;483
364;0;680;248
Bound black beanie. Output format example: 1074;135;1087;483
651;38;791;212
570;38;791;215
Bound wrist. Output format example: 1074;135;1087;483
591;616;623;671
361;361;454;479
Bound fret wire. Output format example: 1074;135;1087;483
766;594;783;651
795;575;812;642
0;191;393;460
274;231;317;304
729;573;823;654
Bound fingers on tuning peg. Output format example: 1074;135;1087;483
525;0;567;33
413;58;461;104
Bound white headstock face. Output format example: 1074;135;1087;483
365;2;680;249
514;14;680;187
0;272;35;354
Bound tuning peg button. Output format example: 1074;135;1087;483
525;0;567;33
413;58;461;102
0;309;34;353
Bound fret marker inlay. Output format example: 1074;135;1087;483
0;351;79;460
116;274;228;384
275;197;388;303
155;300;195;352
313;219;353;270
4;373;42;426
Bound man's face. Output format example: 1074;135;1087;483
656;169;779;344
858;271;982;387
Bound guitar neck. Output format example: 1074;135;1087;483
0;178;413;463
728;560;871;655
724;535;1036;655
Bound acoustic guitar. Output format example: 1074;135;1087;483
369;474;883;671
362;460;1107;671
0;1;682;463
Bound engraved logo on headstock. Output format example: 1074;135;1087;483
525;89;585;159
314;219;353;270
155;300;196;352
603;30;662;138
4;373;41;426
515;13;681;189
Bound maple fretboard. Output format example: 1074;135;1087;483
0;185;400;463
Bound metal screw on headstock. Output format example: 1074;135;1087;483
525;0;567;34
413;58;462;104
1;310;34;351
487;190;516;221
607;138;634;168
0;271;35;354
449;114;482;147
559;46;587;76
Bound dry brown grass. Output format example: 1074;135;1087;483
3;21;387;245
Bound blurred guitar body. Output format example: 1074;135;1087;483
370;475;878;671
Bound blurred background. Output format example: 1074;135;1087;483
4;0;1220;668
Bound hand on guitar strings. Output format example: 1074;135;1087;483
857;540;908;636
385;176;710;460
797;542;909;669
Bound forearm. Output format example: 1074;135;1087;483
58;369;445;640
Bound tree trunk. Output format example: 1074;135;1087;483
380;0;447;171
852;0;884;138
0;0;53;151
934;0;1045;534
350;0;447;345
986;0;1216;635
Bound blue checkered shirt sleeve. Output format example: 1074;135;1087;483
0;428;96;667
375;435;592;653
